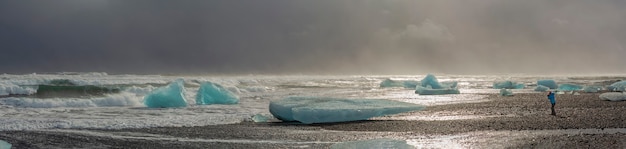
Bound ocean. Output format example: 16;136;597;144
0;72;623;131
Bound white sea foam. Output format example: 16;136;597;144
0;92;142;108
0;82;36;96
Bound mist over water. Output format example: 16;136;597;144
1;0;625;75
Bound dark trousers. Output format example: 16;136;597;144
551;103;556;115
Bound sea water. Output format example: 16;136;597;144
0;72;623;131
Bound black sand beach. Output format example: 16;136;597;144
2;92;626;148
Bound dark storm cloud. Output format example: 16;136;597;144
1;0;625;74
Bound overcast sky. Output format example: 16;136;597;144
1;0;625;75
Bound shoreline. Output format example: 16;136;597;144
2;92;626;148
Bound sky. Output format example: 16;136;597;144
1;0;625;75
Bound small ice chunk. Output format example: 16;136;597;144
500;88;513;96
415;86;460;95
252;114;271;122
583;86;602;93
558;84;583;91
330;138;414;149
196;82;239;105
380;79;420;89
608;81;626;91
599;92;626;101
537;80;558;89
143;79;187;108
0;140;11;149
493;81;525;89
269;97;424;124
534;85;550;92
573;92;580;95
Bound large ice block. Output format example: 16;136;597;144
330;138;414;149
196;82;239;105
420;74;444;89
0;139;11;149
269;97;424;124
537;80;558;89
143;79;187;108
379;79;420;89
558;84;583;91
599;92;626;101
493;81;524;89
608;81;626;91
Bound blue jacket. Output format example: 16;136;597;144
547;92;556;104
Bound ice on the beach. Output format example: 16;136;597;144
414;74;460;95
608;81;626;91
534;85;550;92
330;138;414;149
493;81;525;89
251;114;271;122
143;79;187;108
599;92;626;101
269;97;424;124
415;86;460;95
196;82;239;105
583;86;602;93
380;79;420;89
500;88;513;96
537;80;558;89
0;140;11;149
558;84;583;91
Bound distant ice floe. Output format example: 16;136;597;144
415;74;459;95
608;81;626;91
534;85;550;92
537;80;558;89
493;81;524;89
599;92;626;101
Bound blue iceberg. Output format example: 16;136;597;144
380;79;420;89
558;84;583;91
331;138;414;149
269;97;424;124
143;79;187;108
414;74;460;95
534;85;550;92
500;88;513;96
196;82;239;105
537;80;558;89
583;86;602;93
0;140;11;149
493;81;525;89
599;92;626;101
608;81;626;91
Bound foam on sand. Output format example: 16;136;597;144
331;138;414;149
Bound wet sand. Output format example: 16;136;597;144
2;92;626;148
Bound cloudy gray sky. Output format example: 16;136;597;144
1;0;625;75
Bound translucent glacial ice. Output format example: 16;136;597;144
143;79;187;108
583;86;602;93
493;81;524;89
534;85;550;92
414;74;459;95
537;80;558;89
269;97;425;124
196;82;239;105
599;92;626;101
0;140;11;149
500;88;513;96
379;78;420;89
557;84;583;91
608;81;626;91
330;138;414;149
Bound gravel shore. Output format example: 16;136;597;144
2;92;626;148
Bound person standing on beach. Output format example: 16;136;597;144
547;91;556;115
